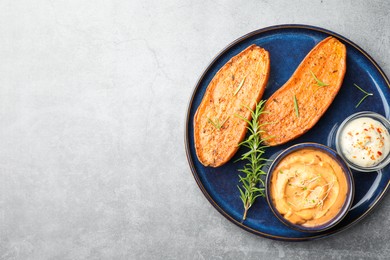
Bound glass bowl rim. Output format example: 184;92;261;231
335;111;390;172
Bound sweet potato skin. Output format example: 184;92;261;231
258;37;347;146
194;45;270;167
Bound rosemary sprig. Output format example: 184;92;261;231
207;116;229;130
354;83;373;108
293;95;299;118
235;100;268;221
234;75;247;96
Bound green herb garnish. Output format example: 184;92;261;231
235;100;268;221
354;83;373;108
293;95;299;118
207;116;229;130
310;70;329;87
234;76;247;96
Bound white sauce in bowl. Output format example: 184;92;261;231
339;117;390;167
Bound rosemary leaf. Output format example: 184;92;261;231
355;95;370;108
238;186;245;201
207;117;220;129
219;116;230;129
234;113;250;124
207;116;229;130
293;95;299;118
310;70;328;87
234;76;247;96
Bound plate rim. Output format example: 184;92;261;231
184;24;390;241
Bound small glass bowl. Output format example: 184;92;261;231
265;143;354;233
335;111;390;172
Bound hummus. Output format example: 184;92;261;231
270;148;348;227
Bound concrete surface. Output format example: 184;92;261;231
0;0;389;259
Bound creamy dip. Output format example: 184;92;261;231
270;148;348;227
339;117;390;167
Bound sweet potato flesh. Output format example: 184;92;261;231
194;45;270;167
259;37;347;146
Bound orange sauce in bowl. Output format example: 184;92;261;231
270;148;349;227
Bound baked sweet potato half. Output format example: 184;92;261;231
194;45;270;167
259;37;347;146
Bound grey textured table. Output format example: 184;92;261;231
0;0;389;259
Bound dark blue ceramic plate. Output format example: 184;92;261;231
185;24;390;241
